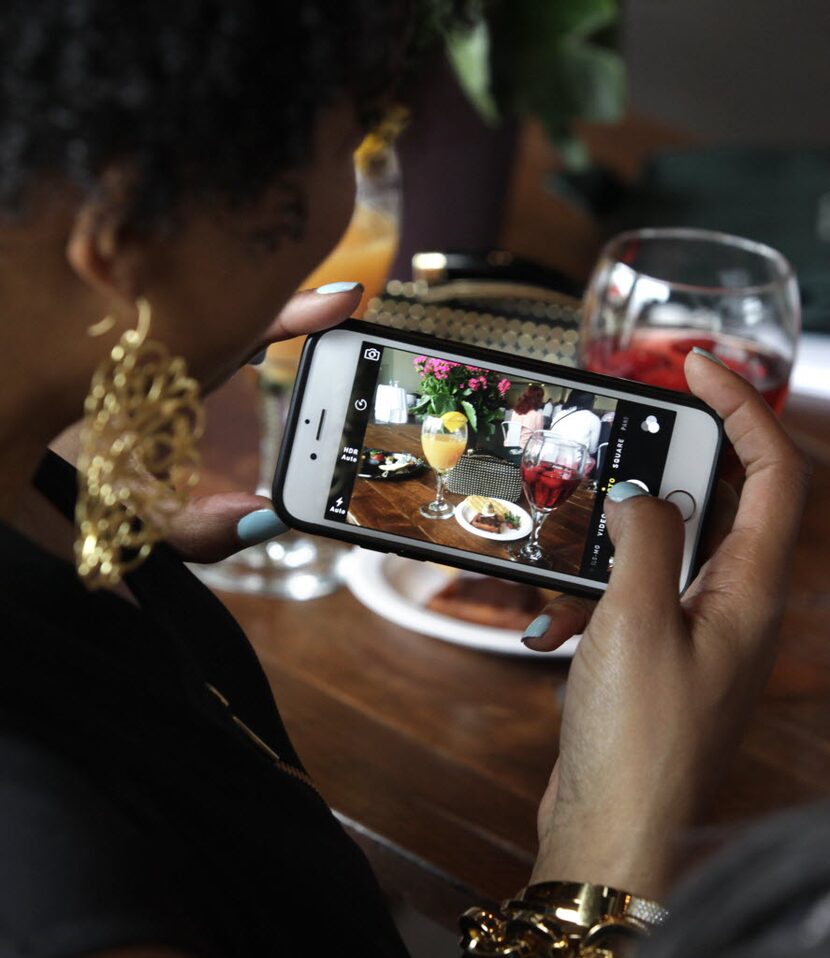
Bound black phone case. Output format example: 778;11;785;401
272;319;724;599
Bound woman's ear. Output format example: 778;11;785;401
65;170;144;306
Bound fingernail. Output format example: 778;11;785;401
521;614;551;643
691;346;729;369
248;348;266;366
607;481;650;502
236;509;288;545
316;281;362;295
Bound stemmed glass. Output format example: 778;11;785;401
580;228;800;415
419;413;467;519
510;434;588;566
192;136;401;599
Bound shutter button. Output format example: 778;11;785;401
665;490;696;522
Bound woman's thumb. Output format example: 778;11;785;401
603;482;686;606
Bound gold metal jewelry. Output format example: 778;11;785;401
75;297;205;589
459;882;667;957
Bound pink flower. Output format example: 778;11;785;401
432;359;456;374
413;355;426;365
434;369;448;380
468;377;480;391
497;378;511;396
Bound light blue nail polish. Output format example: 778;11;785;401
316;281;361;295
607;481;650;503
237;509;288;545
522;614;551;642
248;348;266;366
691;346;729;369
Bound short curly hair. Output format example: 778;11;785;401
0;0;464;230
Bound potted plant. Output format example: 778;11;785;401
392;0;625;274
411;355;511;445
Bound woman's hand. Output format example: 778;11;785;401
199;282;364;394
526;350;810;901
53;283;362;561
162;283;363;560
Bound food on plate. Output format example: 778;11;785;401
465;495;522;535
470;512;502;533
426;573;546;629
378;453;417;473
361;448;424;478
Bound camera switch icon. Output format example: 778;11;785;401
354;398;368;411
364;347;381;362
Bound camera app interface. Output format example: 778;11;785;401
326;342;676;582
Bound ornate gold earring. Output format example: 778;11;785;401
75;297;205;589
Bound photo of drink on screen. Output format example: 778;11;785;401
326;343;676;583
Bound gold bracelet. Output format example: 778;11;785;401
459;881;668;957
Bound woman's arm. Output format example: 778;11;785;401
526;350;810;899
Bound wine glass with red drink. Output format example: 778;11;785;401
509;434;589;567
580;228;800;414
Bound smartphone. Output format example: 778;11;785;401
273;320;722;598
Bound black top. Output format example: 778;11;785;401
0;452;409;958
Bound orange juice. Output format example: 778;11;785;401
300;203;398;316
263;202;398;377
421;433;466;472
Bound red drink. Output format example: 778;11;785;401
522;463;582;511
583;329;790;414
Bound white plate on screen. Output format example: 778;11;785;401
454;497;533;541
342;548;579;659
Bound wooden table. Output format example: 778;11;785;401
199;372;830;930
349;421;593;577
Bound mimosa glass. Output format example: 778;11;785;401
419;415;467;519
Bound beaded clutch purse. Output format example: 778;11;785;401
445;451;523;502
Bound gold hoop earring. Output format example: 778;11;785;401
75;297;205;589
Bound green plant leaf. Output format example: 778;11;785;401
461;400;478;431
474;0;624;168
445;17;500;126
533;0;618;40
431;394;451;415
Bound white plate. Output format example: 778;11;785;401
454;497;533;542
342;548;579;659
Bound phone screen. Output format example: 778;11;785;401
324;340;677;583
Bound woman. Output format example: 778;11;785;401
0;4;445;956
547;388;602;455
0;4;810;958
506;383;547;447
